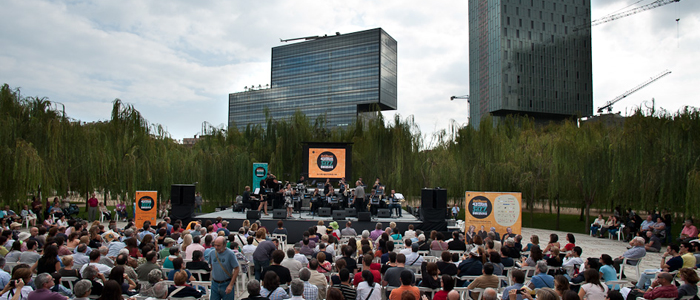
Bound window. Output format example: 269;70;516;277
553;3;556;11
516;30;520;38
517;75;521;83
528;31;532;39
507;17;510;25
520;19;523;27
516;7;519;15
554;24;557;33
504;28;508;36
531;20;534;29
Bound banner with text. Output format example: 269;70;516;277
308;148;346;179
464;191;522;236
135;191;157;227
252;163;268;192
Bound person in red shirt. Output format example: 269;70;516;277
563;233;576;252
87;193;99;222
353;254;381;286
433;274;455;300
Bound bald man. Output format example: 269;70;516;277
447;290;460;300
205;236;240;300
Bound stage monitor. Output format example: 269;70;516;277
303;142;352;181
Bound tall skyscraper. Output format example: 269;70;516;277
468;0;593;127
228;28;397;131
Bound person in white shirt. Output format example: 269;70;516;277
400;239;413;256
562;246;584;278
80;250;112;277
241;236;257;263
281;249;303;280
404;225;416;241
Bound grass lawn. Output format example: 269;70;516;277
520;211;590;234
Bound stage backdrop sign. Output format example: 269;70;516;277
464;191;522;235
252;163;268;191
135;191;157;227
308;148;346;179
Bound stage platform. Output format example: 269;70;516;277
194;208;433;244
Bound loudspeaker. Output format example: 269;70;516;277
421;188;435;208
318;207;332;217
358;212;371;222
435;188;447;209
333;210;346;220
345;208;357;217
170;206;194;225
377;209;391;218
421;188;448;221
273;209;286;219
171;184;196;205
247;210;261;220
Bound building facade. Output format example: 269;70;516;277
228;28;397;131
468;0;593;127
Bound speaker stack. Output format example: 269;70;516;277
420;188;448;232
170;184;196;225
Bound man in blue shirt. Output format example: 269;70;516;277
502;269;526;300
635;244;683;289
528;261;554;289
206;236;240;300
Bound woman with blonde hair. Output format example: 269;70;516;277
180;234;192;253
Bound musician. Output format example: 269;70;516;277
242;186;259;211
257;178;269;215
297;175;306;185
311;188;323;216
369;189;381;216
372;178;382;191
266;174;281;209
354;180;366;212
387;189;402;217
338;177;348;208
283;183;295;218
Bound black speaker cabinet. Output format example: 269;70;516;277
332;210;346;220
171;184;196;205
358;212;371;222
247;210;261;220
345;208;357;217
377;209;391;218
273;209;286;219
170;206;194;225
318;207;332;217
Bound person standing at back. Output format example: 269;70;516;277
205;236;240;300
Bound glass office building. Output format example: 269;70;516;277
229;28;397;131
468;0;593;127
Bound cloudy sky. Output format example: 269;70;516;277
1;0;698;141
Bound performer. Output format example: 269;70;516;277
283;183;295;218
242;186;259;211
297;175;306;185
387;189;402;217
339;177;348;208
311;188;322;216
369;189;380;216
354;180;365;212
257;178;269;215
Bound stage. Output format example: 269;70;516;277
194;208;443;244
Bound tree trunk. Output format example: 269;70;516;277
585;201;591;233
556;194;560;230
579;203;585;221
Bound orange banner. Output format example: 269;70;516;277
135;191;158;228
308;148;346;179
464;191;522;236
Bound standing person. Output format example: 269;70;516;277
87;194;98;222
195;192;203;214
354;180;365;212
452;203;460;219
31;196;43;221
284;184;295;218
253;237;278;280
205;236;240;300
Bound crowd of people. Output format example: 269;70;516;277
0;206;697;300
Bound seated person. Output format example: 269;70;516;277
168;270;202;298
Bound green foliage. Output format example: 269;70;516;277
2;83;700;229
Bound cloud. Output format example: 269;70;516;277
0;0;697;140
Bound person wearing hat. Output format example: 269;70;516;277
159;238;176;260
329;222;340;238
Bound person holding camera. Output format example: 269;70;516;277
0;267;33;300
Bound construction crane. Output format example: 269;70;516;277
280;32;341;43
450;95;470;101
597;70;671;114
574;0;680;32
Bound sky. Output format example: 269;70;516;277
0;0;698;142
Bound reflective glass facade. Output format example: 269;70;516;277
468;0;592;127
229;28;397;131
